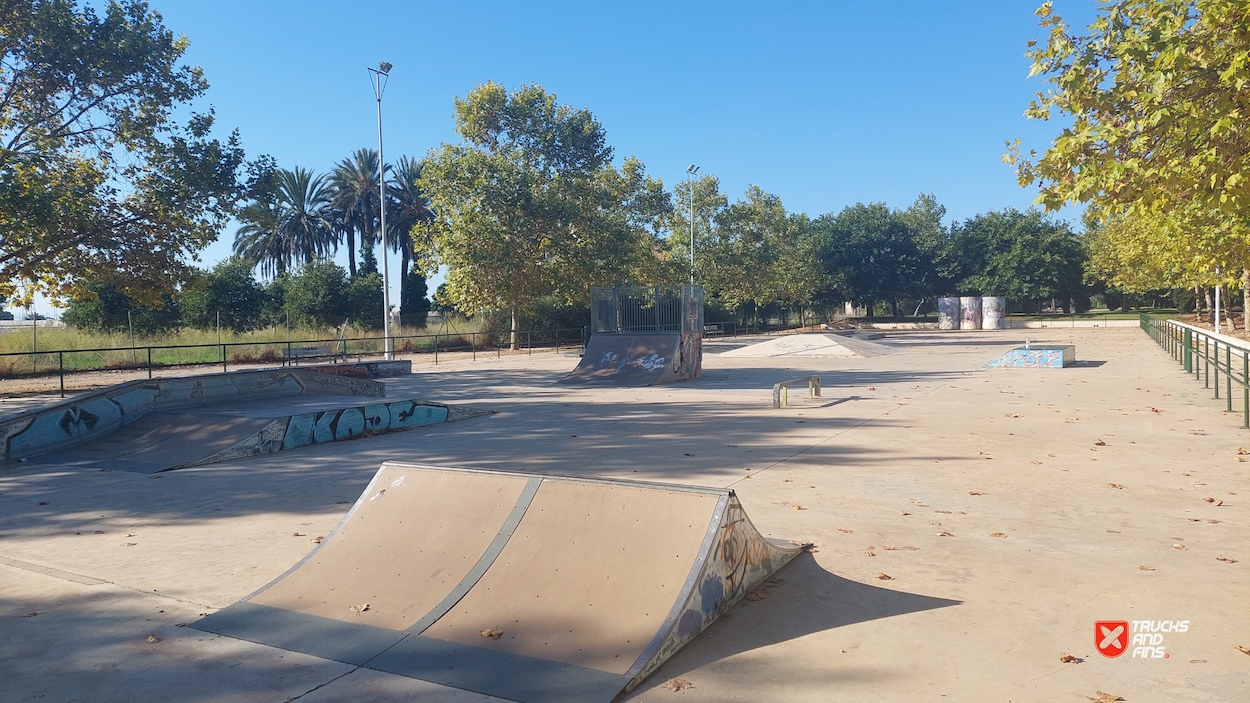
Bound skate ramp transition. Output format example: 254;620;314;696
0;367;483;470
718;332;893;359
561;332;702;386
986;344;1075;368
193;463;801;703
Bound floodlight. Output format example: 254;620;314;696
687;164;699;175
378;61;393;74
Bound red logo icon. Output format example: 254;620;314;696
1096;621;1129;657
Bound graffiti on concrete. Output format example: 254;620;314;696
313;360;412;379
960;296;982;330
981;297;1006;330
938;297;961;330
1;367;385;463
197;400;463;467
986;345;1074;368
669;332;702;381
631;493;800;688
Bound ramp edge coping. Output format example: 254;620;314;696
378;461;729;497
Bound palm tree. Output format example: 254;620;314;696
233;167;334;277
329;148;386;277
387;156;434;308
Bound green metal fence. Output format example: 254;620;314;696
1141;313;1250;428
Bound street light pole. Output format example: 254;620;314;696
369;61;394;360
686;164;699;285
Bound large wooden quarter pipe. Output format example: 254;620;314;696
193;463;801;702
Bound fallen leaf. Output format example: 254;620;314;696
867;387;876;391
883;545;919;551
968;491;985;496
22;612;37;617
349;604;370;615
782;479;793;482
1208;519;1221;524
661;678;694;692
1139;565;1155;571
990;532;1008;538
125;532;136;537
1094;439;1106;446
1217;556;1238;563
480;627;503;639
1088;692;1124;703
1030;460;1042;464
934;510;952;514
792;505;804;510
1150;407;1161;413
1059;653;1081;663
1005;413;1021;418
309;536;324;544
38;501;48;506
1204;497;1224;506
1065;418;1080;423
146;635;161;644
1107;529;1121;534
1173;544;1187;551
865;551;875;557
1237;448;1248;455
1108;483;1125;489
936;531;955;537
899;511;911;515
874;572;894;581
745;590;769;601
837;528;853;533
1237;645;1250;656
291;532;305;537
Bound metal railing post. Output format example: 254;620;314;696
59;352;64;398
1184;328;1192;372
1228;344;1233;412
148;348;152;379
222;344;228;373
472;333;476;361
1244;351;1249;428
434;333;439;365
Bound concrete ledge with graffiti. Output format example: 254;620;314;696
304;360;412;379
0;368;385;463
986;345;1076;368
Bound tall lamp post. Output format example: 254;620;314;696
686;164;699;284
368;60;394;360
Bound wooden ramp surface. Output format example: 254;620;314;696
193;463;800;703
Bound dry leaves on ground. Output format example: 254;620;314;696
899;511;911;515
1150;407;1161;413
1173;544;1187;551
990;532;1008;538
23;612;37;617
146;635;161;644
968;491;985;495
865;551;875;557
1205;497;1224;505
1236;645;1250;656
936;531;955;537
745;590;770;601
1216;556;1238;563
1238;448;1249;455
837;528;854;533
1005;413;1021;418
1094;439;1106;446
1107;529;1121;534
1108;483;1125;489
661;678;694;692
792;505;804;510
874;572;894;581
291;532;305;537
883;545;919;551
1088;692;1124;703
480;627;503;639
349;604;370;615
1140;566;1155;571
1060;653;1081;663
309;536;324;544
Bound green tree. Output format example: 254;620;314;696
280;260;349;329
419;82;661;347
330;148;384;278
61;281;180;334
0;0;261;305
180;257;268;332
233;167;335;277
950;209;1087;310
387;156;433;309
814;202;930;317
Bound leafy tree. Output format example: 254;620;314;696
399;270;430;327
233;167;335;277
950;209;1087;310
669;174;728;286
180;257;268;332
0;0;262;305
419;82;661;347
814;202;930;317
61;281;180;334
330;148;384;278
347;272;384;329
280;260;348;329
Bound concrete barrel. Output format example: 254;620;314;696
981;297;1006;330
937;297;961;330
960;296;982;330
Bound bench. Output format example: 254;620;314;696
772;376;822;408
282;345;337;365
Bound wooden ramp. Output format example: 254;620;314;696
192;463;801;702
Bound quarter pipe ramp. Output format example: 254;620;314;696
193;463;801;703
560;333;702;386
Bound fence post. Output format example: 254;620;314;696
1228;344;1233;412
434;333;439;365
1184;328;1192;372
59;352;64;398
221;344;227;373
148;348;152;379
472;332;476;361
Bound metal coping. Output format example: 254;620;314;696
379;461;730;498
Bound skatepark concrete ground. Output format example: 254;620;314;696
1;327;1246;702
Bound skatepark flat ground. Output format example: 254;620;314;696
1;328;1246;702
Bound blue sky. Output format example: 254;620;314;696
37;0;1100;314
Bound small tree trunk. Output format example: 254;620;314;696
346;229;358;277
1205;287;1214;322
510;290;520;351
891;299;900;318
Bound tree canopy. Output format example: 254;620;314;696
0;0;262;305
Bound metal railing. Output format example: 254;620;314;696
0;326;590;398
1141;313;1250;428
